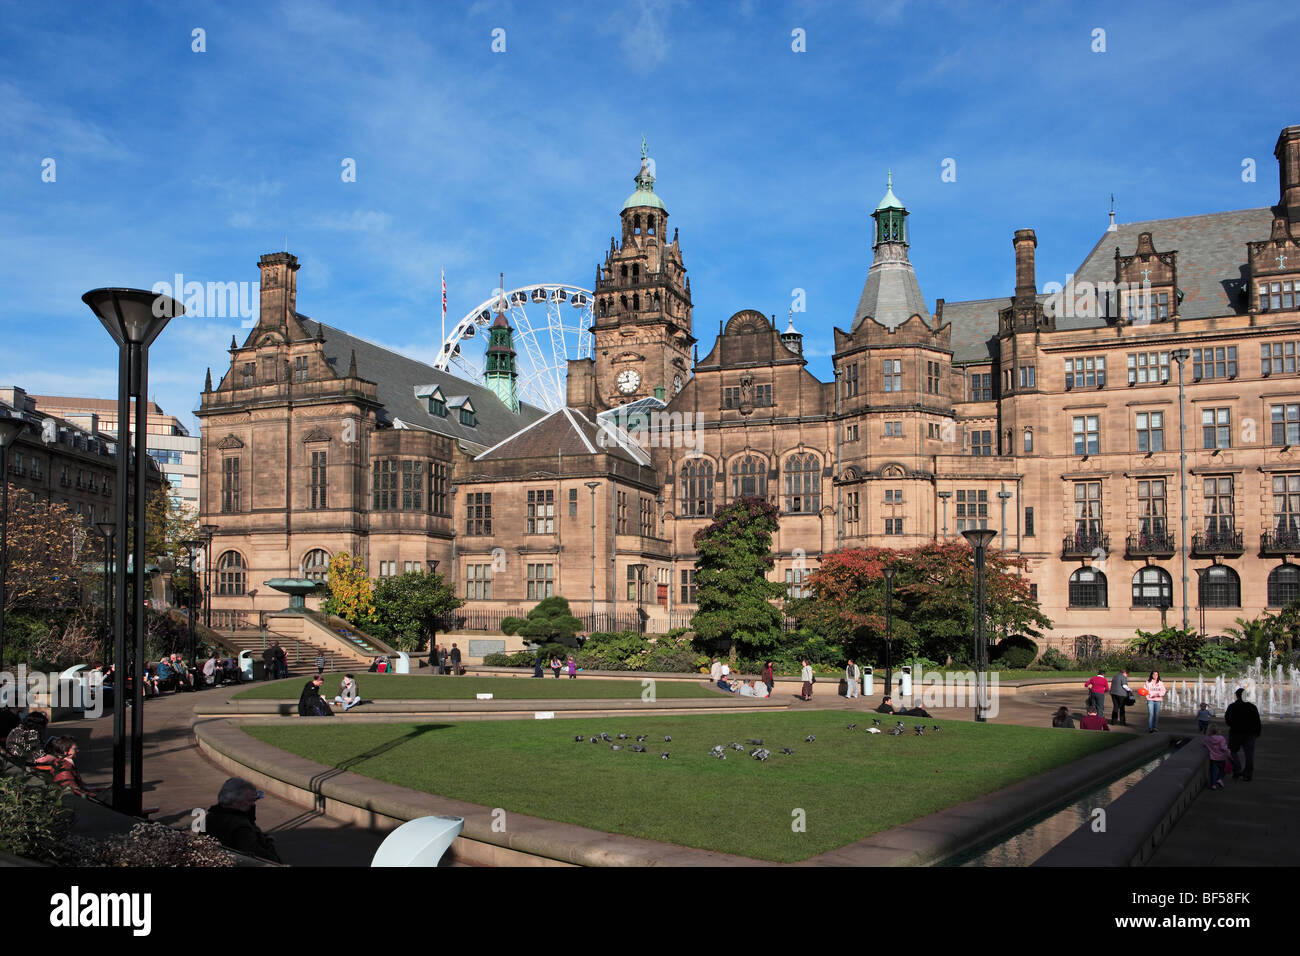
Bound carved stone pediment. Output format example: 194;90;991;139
216;434;244;450
302;427;332;443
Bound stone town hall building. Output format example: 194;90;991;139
199;125;1300;653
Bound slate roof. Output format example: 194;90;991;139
852;249;931;332
475;406;650;465
939;207;1277;363
297;316;544;451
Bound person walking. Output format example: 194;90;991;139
1084;670;1110;714
429;643;441;674
761;660;775;697
1224;687;1261;781
1109;668;1132;726
845;659;861;699
1202;723;1231;790
799;659;813;701
438;645;449;675
1145;671;1167;733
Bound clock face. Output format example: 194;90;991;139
673;375;683;394
617;369;640;394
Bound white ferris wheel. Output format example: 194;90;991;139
433;283;595;412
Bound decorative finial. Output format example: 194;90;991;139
205;368;213;392
641;136;648;161
348;349;357;377
887;169;893;189
493;273;507;314
229;334;237;351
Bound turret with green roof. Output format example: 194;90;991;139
622;137;666;212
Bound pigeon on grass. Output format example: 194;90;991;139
805;735;817;743
780;747;795;755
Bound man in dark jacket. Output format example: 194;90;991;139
874;696;896;714
261;645;276;680
206;778;281;863
297;675;333;717
1224;688;1262;781
450;643;462;675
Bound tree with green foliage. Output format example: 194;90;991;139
690;496;785;658
371;569;462;652
145;486;201;603
501;596;584;647
790;542;1050;666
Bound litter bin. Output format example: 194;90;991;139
862;666;874;698
238;650;255;682
394;652;410;675
899;665;913;698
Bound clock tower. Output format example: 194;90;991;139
592;142;694;406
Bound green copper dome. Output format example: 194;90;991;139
875;170;904;211
622;138;666;212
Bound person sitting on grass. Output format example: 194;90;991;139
716;675;735;692
1051;706;1075;728
334;675;361;712
874;695;896;714
298;674;334;717
34;736;105;797
904;701;933;718
1202;723;1231;790
1078;704;1110;731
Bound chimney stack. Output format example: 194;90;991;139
1276;125;1300;224
1013;229;1038;302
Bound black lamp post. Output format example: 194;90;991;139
83;287;182;816
94;520;117;661
882;566;894;700
0;412;27;672
962;527;998;722
181;539;201;668
200;524;217;629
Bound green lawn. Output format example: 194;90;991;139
245;710;1126;862
234;673;719;701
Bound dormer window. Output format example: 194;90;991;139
459;408;476;427
1122;289;1170;324
428;396;446;416
1259;280;1296;312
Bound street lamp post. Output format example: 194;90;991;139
95;521;117;661
882;566;895;700
963;527;998;722
200;525;218;629
0;413;28;672
181;539;201;669
83;287;182;816
997;483;1013;552
1170;349;1191;631
585;481;600;629
936;490;951;539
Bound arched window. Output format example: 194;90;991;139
1199;565;1240;608
217;551;246;596
783;453;821;513
1068;568;1107;608
633;214;641;234
620;294;628;311
679;458;714;517
302;549;330;582
632;264;640;280
1023;428;1033;453
1267;564;1300;606
621;265;628;279
1132;567;1172;608
633;293;640;311
647;215;656;236
730;454;767;499
599;299;608;318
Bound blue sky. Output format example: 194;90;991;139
1;0;1295;431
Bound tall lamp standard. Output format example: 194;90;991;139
95;521;118;661
882;566;895;699
200;525;218;629
936;491;951;539
83;287;182;816
181;539;202;669
1170;348;1191;631
585;481;600;629
0;413;28;671
962;528;998;722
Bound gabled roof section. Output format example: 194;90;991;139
297;316;544;450
475;406;650;465
1073;207;1274;320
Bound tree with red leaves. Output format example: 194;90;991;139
789;541;1049;665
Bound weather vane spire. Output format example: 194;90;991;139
641;135;648;161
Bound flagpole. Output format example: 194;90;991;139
441;268;446;356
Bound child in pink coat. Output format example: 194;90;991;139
1203;724;1231;789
